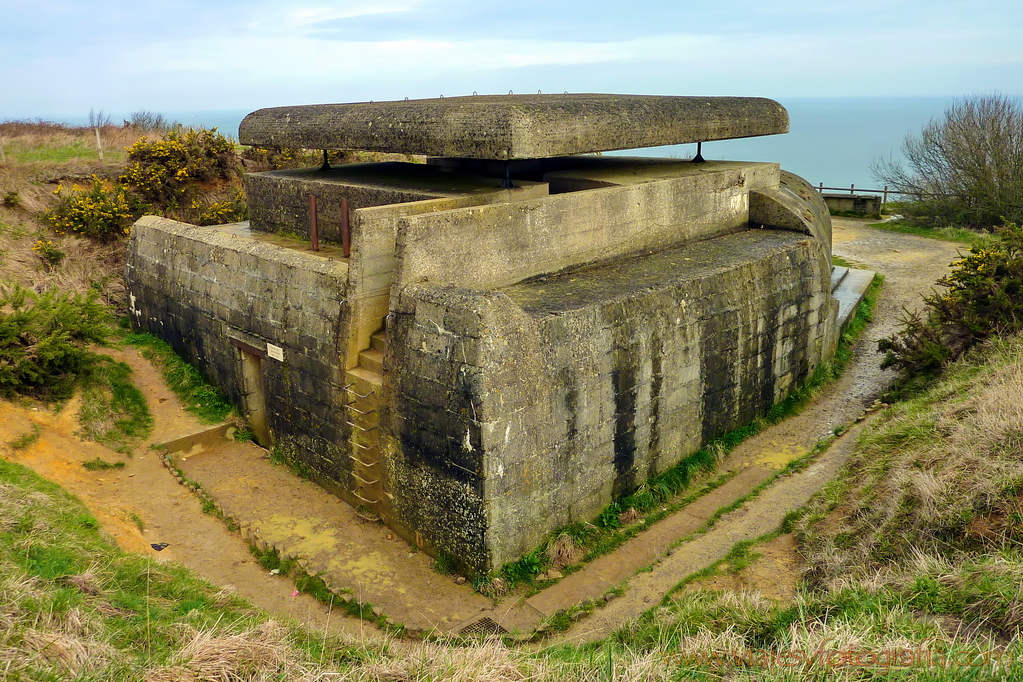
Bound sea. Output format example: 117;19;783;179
59;96;961;192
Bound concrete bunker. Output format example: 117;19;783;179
126;94;840;574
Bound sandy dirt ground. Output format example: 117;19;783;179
0;346;375;636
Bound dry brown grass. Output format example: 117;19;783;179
0;121;135;308
145;621;302;682
546;533;584;570
0;121;144;160
798;334;1023;588
140;625;678;682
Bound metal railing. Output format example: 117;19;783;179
816;184;963;203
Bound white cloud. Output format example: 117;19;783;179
127;32;729;82
2;0;1022;116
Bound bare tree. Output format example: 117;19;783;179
873;94;1023;229
127;110;174;134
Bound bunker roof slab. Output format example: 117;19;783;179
239;94;789;160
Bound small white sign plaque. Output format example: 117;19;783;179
266;343;285;361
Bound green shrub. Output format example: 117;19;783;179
43;177;143;242
31;238;65;268
879;222;1023;377
121;128;238;208
0;284;110;399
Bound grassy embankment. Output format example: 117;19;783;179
4;331;1023;679
870;218;1000;249
4;120;1022;679
0;120;240;457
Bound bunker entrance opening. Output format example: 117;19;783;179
237;345;270;447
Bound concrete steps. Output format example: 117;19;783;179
358;348;385;374
831;265;850;293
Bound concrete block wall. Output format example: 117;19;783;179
125;216;352;488
126;158;840;577
245;166;446;242
386;228;836;572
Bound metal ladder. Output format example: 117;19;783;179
343;326;388;522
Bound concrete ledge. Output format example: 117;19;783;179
832;267;876;332
156;423;235;455
240;94;789;159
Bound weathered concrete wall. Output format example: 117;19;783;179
393;162;780;292
345;184;549;367
239;94;789;159
124;216;352;488
128;156;839;576
821;192;882;217
385;227;837;572
245;165;446;242
750;170;833;253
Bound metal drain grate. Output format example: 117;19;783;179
459;616;507;636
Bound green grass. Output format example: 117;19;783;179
0;454;407;677
123;331;233;423
10;141;128;164
869;219;1000;248
82;457;126;471
0;456;272;678
5;378;1023;679
10;424;40;450
77;357;154;454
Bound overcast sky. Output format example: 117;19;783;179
3;0;1022;119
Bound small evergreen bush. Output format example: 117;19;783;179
879;222;1023;377
0;285;110;399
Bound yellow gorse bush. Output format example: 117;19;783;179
32;238;65;268
40;127;245;244
43;176;141;242
121;128;236;206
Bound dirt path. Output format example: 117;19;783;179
0;219;964;642
0;346;372;636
